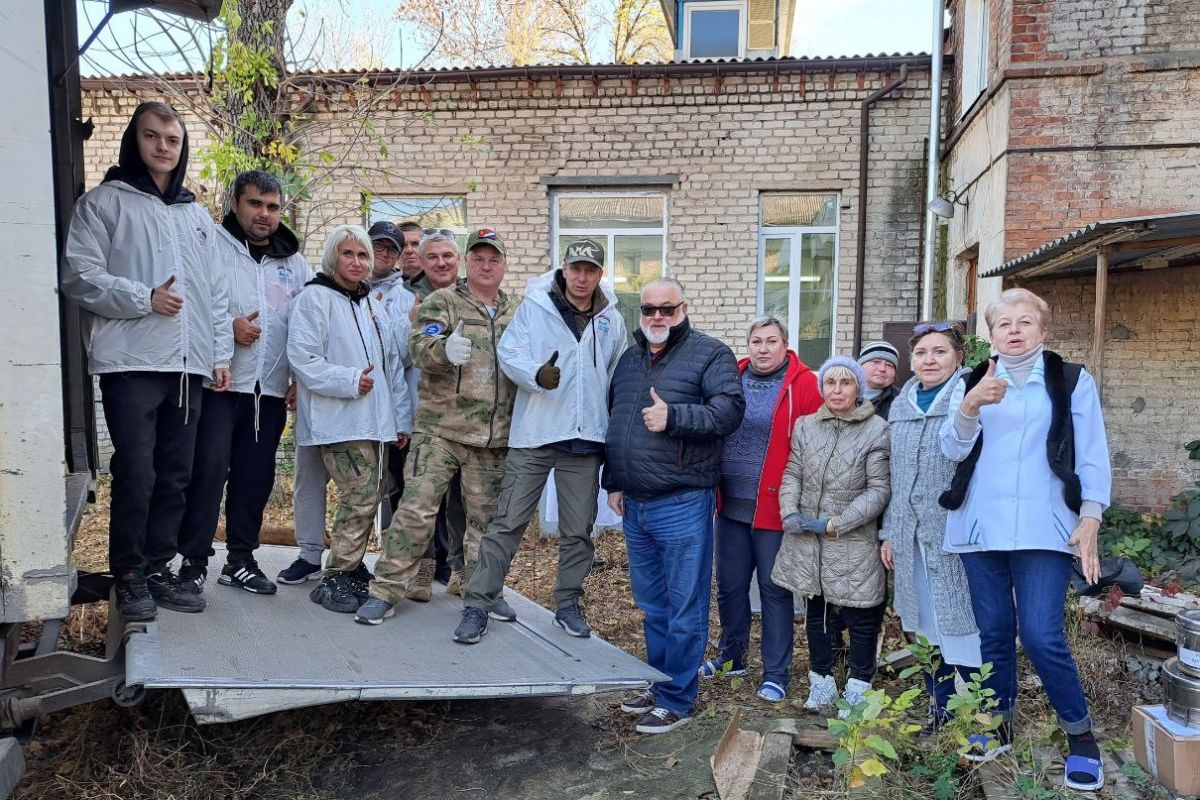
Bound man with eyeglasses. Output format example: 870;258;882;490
603;278;745;734
356;228;518;625
452;238;628;644
858;339;901;420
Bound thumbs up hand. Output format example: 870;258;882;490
358;364;375;396
444;320;472;366
233;309;262;346
536;350;561;390
151;275;183;316
963;359;1008;415
642;387;669;433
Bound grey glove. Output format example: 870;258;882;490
782;513;808;535
803;518;831;535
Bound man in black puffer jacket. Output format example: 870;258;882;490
605;278;745;735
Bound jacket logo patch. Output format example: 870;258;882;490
277;265;295;284
194;226;207;244
422;322;445;336
596;316;610;334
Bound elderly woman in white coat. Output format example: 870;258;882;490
879;322;979;729
287;224;411;616
940;288;1110;791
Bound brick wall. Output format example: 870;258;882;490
1019;264;1200;511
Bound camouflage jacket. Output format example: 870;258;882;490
410;279;517;448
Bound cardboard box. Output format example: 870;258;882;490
1133;705;1200;795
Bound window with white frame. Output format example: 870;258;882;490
960;0;989;116
758;193;838;367
368;196;468;251
552;192;667;340
684;1;746;60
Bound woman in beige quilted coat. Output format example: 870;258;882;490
772;355;890;716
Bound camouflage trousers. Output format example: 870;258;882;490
370;433;506;604
319;440;385;575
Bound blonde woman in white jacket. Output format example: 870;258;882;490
287;225;411;615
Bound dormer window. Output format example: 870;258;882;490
684;1;746;60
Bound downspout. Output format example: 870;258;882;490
853;63;909;353
920;0;946;320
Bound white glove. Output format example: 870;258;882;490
445;320;472;366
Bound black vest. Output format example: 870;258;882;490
938;350;1084;513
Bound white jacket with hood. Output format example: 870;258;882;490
217;218;313;398
498;269;627;449
287;273;411;447
62;114;231;381
369;271;416;432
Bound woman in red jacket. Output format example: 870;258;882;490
699;317;823;702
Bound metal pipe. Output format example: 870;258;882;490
920;0;946;320
852;64;909;353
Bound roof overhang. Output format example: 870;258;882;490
109;0;220;22
983;211;1200;280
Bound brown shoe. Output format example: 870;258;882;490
445;568;464;598
405;558;436;602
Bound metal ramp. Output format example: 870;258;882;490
125;545;664;724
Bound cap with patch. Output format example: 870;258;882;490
465;228;506;256
857;340;900;368
563;238;605;268
368;220;404;250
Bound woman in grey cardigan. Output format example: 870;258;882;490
879;322;980;728
772;356;890;716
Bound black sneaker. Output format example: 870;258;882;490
489;596;517;622
309;573;360;614
635;707;691;735
147;569;206;613
177;557;207;594
553;602;592;637
348;564;374;605
278;557;322;584
453;607;489;644
219;559;278;595
115;572;156;621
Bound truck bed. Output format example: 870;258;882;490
125;544;663;724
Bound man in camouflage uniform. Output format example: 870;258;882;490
355;228;517;625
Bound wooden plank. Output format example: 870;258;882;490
1125;587;1200;617
1079;597;1177;641
748;731;793;800
764;718;839;751
880;647;916;672
1092;248;1109;392
712;710;762;800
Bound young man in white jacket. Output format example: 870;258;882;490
62;101;232;621
287;225;411;615
453;238;627;643
176;170;313;596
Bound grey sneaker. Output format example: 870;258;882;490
635;706;691;735
619;689;655;715
489;596;517;622
453;607;489;644
355;597;396;625
553;602;591;637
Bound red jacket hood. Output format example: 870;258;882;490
736;350;814;383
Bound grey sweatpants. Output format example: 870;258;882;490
464;447;601;611
293;444;330;566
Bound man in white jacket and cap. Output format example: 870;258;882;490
176;170;313;597
453;238;627;644
62;101;232;621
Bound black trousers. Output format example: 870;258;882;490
178;389;286;563
100;371;204;576
805;595;886;683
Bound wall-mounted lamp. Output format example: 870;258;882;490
928;189;968;220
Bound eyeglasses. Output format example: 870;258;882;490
372;240;399;253
423;228;455;237
912;321;956;335
640;302;684;318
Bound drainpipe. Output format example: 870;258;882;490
853;64;909;353
920;0;946;320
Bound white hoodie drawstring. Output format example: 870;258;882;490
177;371;191;425
253;385;262;442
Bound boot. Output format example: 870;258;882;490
803;671;838;711
445;568;464;598
406;558;436;602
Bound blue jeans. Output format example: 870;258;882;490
960;549;1092;734
714;517;794;687
624;489;716;716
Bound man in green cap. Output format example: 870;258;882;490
357;228;518;624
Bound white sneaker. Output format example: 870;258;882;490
803;671;838;711
838;678;872;719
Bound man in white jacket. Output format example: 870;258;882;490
453;239;627;643
62;101;232;621
176;170;313;597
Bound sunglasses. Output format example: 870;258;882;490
912;321;956;335
423;228;455;237
640;302;684;318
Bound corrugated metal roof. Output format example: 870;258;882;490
983;211;1200;279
